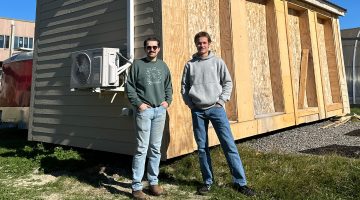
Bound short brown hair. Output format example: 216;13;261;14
143;37;161;48
194;31;212;44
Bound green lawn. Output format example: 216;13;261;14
0;129;359;199
351;105;360;115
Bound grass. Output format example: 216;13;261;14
351;105;360;115
0;128;359;199
162;147;360;200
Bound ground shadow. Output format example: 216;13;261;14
0;128;27;138
345;129;360;137
300;144;360;159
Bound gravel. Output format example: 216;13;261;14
243;120;360;157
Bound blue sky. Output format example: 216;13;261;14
330;0;360;30
0;0;358;29
0;0;36;21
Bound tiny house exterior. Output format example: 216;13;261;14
29;0;349;159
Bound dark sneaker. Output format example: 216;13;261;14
149;184;164;196
132;190;149;200
234;185;256;197
197;184;211;195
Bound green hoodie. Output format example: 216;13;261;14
126;58;172;108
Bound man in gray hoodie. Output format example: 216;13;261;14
181;31;255;197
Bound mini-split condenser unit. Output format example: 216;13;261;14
70;48;125;90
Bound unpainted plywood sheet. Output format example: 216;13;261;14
162;0;196;158
317;19;333;104
187;0;221;57
246;0;275;115
288;9;303;106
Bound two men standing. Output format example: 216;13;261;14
126;32;254;199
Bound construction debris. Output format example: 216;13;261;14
320;114;360;129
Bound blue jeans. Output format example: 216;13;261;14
132;106;166;191
191;106;247;186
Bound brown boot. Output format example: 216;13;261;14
149;185;164;196
132;190;149;200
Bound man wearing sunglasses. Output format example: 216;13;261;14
126;37;172;200
181;31;255;197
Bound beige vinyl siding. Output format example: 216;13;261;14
29;0;161;155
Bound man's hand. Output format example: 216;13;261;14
138;103;150;111
160;101;169;109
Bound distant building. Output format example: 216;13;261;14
0;17;35;65
342;27;360;104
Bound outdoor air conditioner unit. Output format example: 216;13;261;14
70;48;123;90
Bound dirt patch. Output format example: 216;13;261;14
39;193;63;200
9;168;57;187
12;174;57;187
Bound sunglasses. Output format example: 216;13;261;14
146;46;158;50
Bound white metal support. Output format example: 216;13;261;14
352;30;360;104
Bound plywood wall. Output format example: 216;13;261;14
317;19;333;105
288;9;304;107
334;19;350;113
187;0;221;57
143;0;346;159
323;20;341;104
162;0;223;158
287;8;318;109
266;0;284;113
246;0;275;115
219;0;238;121
161;0;194;158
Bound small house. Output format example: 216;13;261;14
29;0;349;159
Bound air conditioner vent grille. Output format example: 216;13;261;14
73;53;91;85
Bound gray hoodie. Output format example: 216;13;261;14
181;51;233;110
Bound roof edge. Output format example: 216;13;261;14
301;0;346;16
2;51;33;64
0;17;35;23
